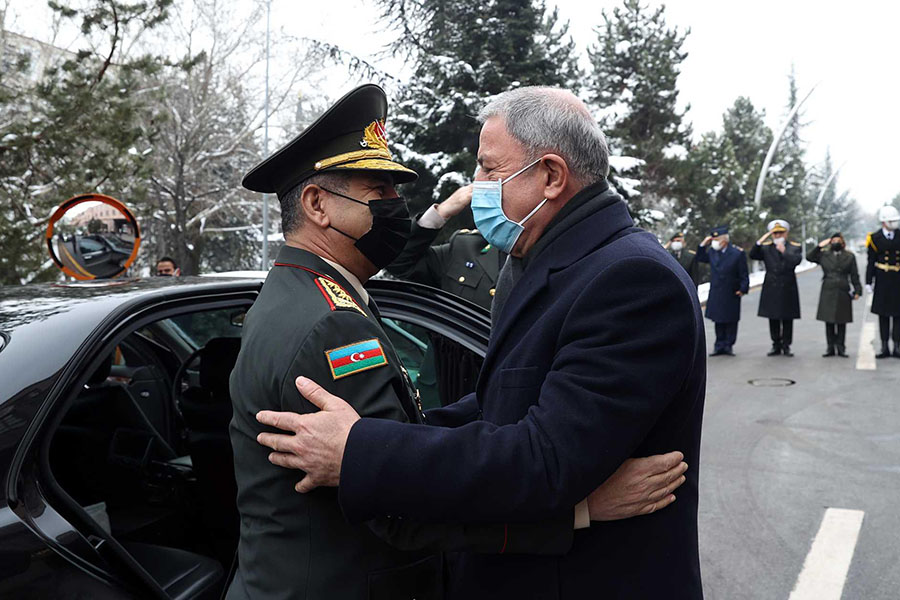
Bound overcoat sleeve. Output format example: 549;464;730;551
277;311;574;555
806;245;823;263
339;258;698;523
850;257;862;296
695;244;709;263
866;235;877;285
738;250;750;294
384;216;449;287
748;243;764;261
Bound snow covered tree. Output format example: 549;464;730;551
0;0;171;284
808;149;858;240
376;0;581;238
587;0;691;220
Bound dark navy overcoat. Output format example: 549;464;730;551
338;186;706;599
696;243;749;323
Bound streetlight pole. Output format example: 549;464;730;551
261;0;272;271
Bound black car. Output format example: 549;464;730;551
0;275;489;599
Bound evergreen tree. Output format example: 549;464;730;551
587;0;691;220
809;150;858;239
377;0;581;238
0;0;172;284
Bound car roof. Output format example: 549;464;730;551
0;276;263;403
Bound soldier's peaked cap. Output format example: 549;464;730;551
242;84;417;198
710;225;729;236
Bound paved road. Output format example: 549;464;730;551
699;254;900;599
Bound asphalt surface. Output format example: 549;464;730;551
699;253;900;599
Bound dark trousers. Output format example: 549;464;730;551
768;319;793;347
825;323;847;348
714;321;738;352
879;316;900;345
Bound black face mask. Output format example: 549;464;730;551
321;187;412;270
832;243;844;252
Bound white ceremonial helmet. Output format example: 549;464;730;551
767;219;790;233
878;205;900;223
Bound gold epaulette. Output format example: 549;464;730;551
790;241;801;246
867;232;877;251
762;241;773;246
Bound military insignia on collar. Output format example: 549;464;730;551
314;277;366;315
325;339;388;379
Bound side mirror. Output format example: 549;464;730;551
46;193;141;280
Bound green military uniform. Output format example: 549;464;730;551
669;247;704;286
229;84;574;600
387;221;502;311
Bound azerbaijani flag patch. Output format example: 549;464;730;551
325;339;388;380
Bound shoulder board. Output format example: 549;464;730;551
734;246;743;251
688;250;696;255
866;232;877;251
762;241;773;246
314;276;366;316
790;241;801;246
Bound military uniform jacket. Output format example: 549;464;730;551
386;218;503;310
338;184;706;599
866;229;900;316
749;241;802;320
228;246;573;600
669;248;704;286
807;245;861;324
696;243;750;323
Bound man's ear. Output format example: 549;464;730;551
540;154;569;201
301;185;330;228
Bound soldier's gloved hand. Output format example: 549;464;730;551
586;451;687;521
865;283;874;294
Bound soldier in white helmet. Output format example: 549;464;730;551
866;205;900;358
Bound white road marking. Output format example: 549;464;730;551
788;508;865;600
856;293;876;370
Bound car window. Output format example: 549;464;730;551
78;237;105;253
380;317;482;410
151;308;244;350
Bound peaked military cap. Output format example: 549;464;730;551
670;232;685;241
710;225;729;236
242;84;417;198
767;219;790;233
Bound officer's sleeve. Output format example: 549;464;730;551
866;237;876;285
806;245;822;263
384;217;450;288
748;243;764;261
738;251;750;293
339;257;700;523
785;246;802;269
278;310;409;421
850;257;863;296
695;244;709;263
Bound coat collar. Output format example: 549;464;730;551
273;245;377;320
483;186;633;374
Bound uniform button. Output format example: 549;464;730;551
458;276;465;283
490;288;495;296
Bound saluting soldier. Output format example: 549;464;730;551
386;184;502;310
865;205;900;358
807;232;861;357
697;225;749;356
749;220;802;357
663;232;703;286
229;84;688;600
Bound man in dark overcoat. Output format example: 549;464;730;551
254;86;707;600
866;205;900;358
749;219;802;356
664;232;704;287
697;225;749;356
807;233;861;357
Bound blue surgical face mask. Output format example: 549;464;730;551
471;157;547;254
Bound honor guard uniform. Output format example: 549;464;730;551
697;225;749;355
387;221;502;311
866;205;900;358
228;84;573;600
749;219;802;356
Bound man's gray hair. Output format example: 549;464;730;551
280;172;350;235
477;86;610;185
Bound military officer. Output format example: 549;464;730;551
386;184;502;310
865;205;900;358
749;219;802;357
663;232;703;286
229;84;688;600
697;225;749;356
807;232;861;357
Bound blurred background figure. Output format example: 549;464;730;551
664;232;703;287
156;256;180;277
750;220;802;357
698;225;749;356
865;205;900;358
807;233;861;357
